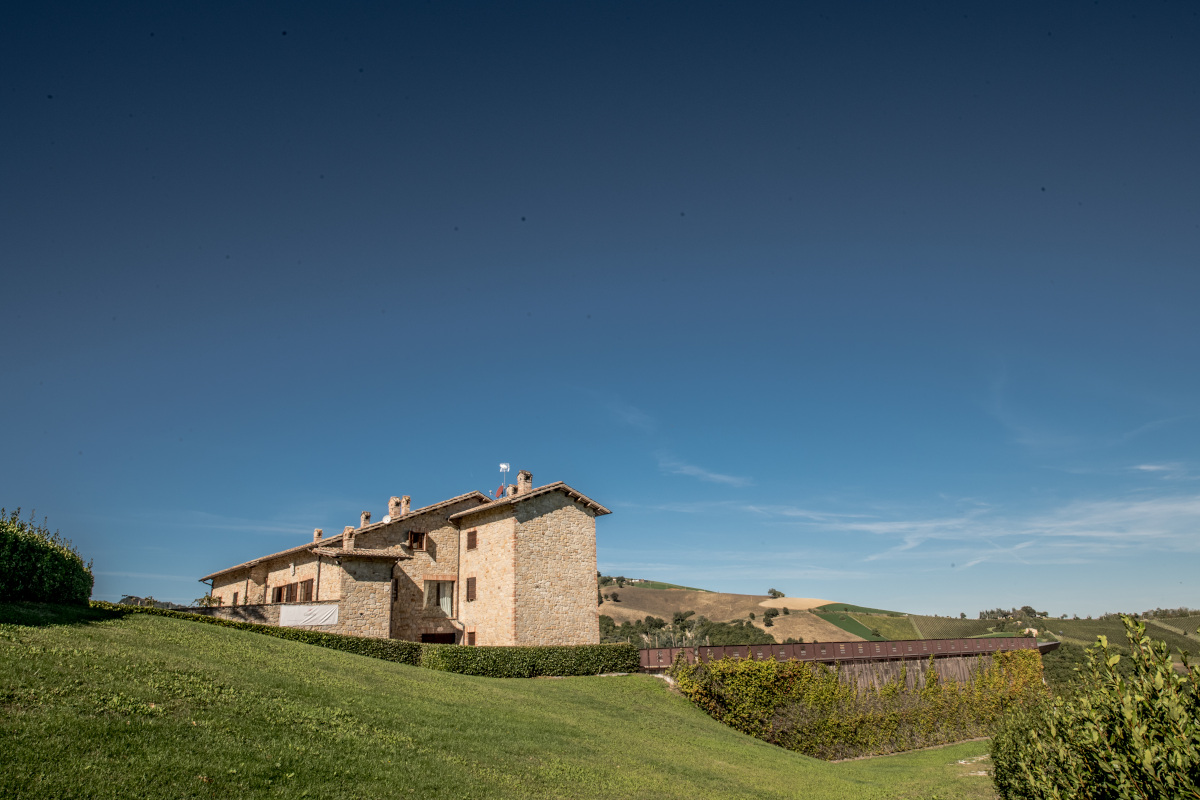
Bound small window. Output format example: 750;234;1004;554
232;592;239;606
407;531;427;550
467;631;476;646
466;530;477;550
466;576;477;602
271;586;284;603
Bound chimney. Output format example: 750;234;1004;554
517;470;532;495
313;528;323;543
388;496;403;519
342;525;355;551
505;484;517;498
401;495;411;515
360;511;371;528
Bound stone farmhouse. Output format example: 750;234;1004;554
198;471;609;646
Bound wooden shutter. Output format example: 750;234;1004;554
300;579;313;602
466;530;477;550
467;631;476;646
466;577;476;602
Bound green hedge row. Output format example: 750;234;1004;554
88;602;639;677
669;649;1046;761
421;642;640;677
1;509;93;605
90;602;423;664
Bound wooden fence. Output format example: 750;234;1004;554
639;636;1039;672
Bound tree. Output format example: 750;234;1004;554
609;592;619;602
767;588;784;598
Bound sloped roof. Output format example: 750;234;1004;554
447;482;611;521
199;490;492;581
310;546;407;560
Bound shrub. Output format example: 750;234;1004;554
88;602;637;677
990;618;1200;799
90;602;422;664
0;509;93;604
670;649;1044;761
420;642;640;677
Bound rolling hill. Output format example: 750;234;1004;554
0;602;997;800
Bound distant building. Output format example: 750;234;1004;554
197;471;608;645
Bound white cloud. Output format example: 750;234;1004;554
656;454;751;487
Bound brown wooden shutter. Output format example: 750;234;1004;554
466;577;476;602
300;579;313;602
466;530;477;550
467;631;476;646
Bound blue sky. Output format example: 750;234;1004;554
3;2;1197;616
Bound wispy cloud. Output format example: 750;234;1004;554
746;493;1200;568
95;570;197;581
1132;462;1190;480
656;454;751;487
604;397;656;433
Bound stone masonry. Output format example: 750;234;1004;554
199;472;609;646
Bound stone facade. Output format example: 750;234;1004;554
198;474;608;646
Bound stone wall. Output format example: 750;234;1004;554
331;559;392;638
457;505;519;645
514;493;600;645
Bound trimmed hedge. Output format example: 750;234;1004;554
0;509;93;605
88;602;638;677
669;649;1046;760
420;642;640;677
89;602;422;665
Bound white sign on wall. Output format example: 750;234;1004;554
279;604;339;627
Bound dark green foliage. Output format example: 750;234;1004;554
671;650;1045;761
990;618;1200;800
600;613;775;646
767;588;784;598
0;508;93;604
87;602;636;676
90;601;423;664
420;642;639;677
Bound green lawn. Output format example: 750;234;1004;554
0;602;997;800
816;603;907;616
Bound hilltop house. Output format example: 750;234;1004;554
198;471;609;646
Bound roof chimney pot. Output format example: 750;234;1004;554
401;495;411;515
342;526;355;551
517;470;532;495
360;511;371;528
313;528;323;543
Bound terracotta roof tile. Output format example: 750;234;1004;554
448;482;611;521
199;490;491;581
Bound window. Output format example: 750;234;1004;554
424;580;453;616
466;631;476;646
466;530;477;550
271;581;311;603
466;576;477;602
232;592;239;606
407;531;427;550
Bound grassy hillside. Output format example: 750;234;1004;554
811;611;887;641
1042;618;1195;658
847;614;922;641
599;587;862;643
0;602;998;800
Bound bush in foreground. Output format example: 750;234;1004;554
990;617;1199;799
669;649;1044;760
0;508;93;604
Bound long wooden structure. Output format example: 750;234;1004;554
639;636;1040;672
